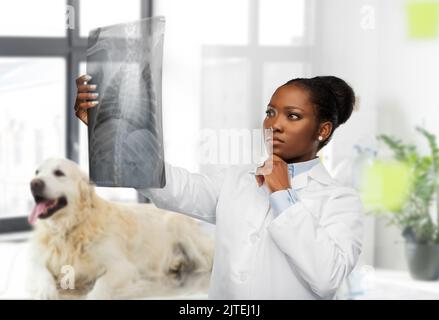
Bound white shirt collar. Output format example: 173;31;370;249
287;156;321;177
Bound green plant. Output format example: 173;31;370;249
376;127;439;244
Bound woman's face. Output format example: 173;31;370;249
263;84;327;163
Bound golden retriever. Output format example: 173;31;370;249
26;158;213;299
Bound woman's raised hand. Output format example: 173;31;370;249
74;74;99;125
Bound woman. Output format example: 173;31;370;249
74;74;364;300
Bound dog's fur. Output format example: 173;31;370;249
27;158;213;299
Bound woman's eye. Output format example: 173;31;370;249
54;170;65;177
288;113;300;120
265;109;275;117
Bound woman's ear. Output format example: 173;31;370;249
318;121;333;141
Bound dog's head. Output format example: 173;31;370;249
29;158;95;226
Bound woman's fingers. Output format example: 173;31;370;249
74;74;99;125
77;92;99;100
77;101;99;109
76;74;92;86
77;84;97;93
256;160;273;176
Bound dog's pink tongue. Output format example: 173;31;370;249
28;201;51;225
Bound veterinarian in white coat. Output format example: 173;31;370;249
76;75;364;300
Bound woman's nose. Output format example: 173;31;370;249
269;118;282;132
264;114;282;131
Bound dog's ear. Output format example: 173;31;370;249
77;174;96;208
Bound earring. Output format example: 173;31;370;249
318;136;323;141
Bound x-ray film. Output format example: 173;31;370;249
86;17;166;188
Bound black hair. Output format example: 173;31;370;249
283;76;356;150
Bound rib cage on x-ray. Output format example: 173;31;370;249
86;17;166;188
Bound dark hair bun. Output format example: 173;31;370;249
316;76;355;126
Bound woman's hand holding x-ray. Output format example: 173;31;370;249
74;74;99;125
255;154;291;193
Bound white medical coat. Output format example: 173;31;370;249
138;160;364;300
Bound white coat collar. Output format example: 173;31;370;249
247;159;334;190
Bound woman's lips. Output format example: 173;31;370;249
266;137;284;145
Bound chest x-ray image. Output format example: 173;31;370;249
86;17;166;188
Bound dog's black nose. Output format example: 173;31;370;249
30;179;45;194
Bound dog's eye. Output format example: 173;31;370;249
35;170;39;175
54;169;65;177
